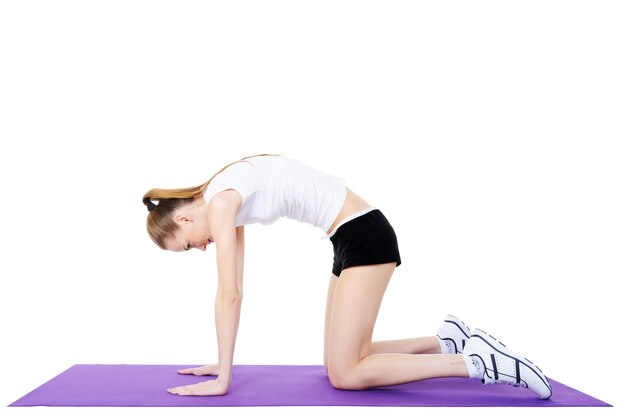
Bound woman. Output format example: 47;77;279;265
142;153;552;399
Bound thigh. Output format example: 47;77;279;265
327;262;396;370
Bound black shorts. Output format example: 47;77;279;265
330;208;402;277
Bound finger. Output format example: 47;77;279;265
168;386;189;395
177;367;199;374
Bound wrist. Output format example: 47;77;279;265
217;374;232;387
218;362;232;376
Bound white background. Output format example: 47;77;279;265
1;1;623;415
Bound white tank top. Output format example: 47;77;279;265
202;155;347;237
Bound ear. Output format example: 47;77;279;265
173;214;193;225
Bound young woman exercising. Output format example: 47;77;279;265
142;153;552;399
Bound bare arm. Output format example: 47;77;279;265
167;191;244;396
210;191;244;389
236;225;245;293
179;224;245;379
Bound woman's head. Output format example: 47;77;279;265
142;153;281;250
143;193;209;251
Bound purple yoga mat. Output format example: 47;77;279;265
9;364;610;407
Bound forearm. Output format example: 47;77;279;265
215;292;243;384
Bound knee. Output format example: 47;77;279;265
326;365;367;391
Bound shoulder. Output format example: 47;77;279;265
207;189;243;214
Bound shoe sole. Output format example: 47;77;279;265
445;315;471;338
470;329;552;399
438;315;472;353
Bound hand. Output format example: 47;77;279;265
177;364;219;376
167;378;229;396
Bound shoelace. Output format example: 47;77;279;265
482;354;522;387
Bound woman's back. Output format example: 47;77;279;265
203;155;347;234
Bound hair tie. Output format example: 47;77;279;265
146;200;157;212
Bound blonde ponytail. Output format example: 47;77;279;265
143;153;282;249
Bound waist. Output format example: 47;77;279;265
324;206;378;239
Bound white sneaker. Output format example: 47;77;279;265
436;314;471;354
464;329;553;399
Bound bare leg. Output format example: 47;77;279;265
371;336;442;354
325;274;443;373
326;263;469;390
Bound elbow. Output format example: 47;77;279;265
217;290;243;304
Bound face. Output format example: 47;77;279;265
164;199;214;252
